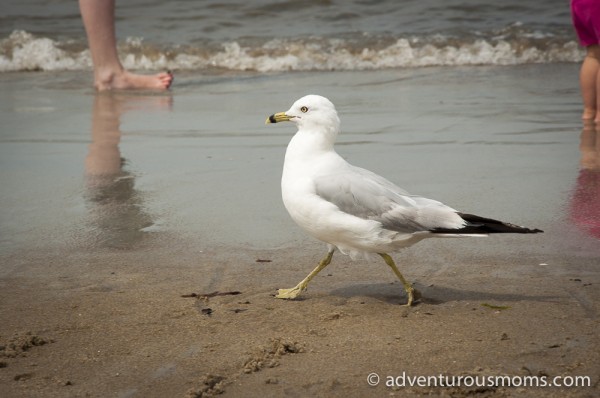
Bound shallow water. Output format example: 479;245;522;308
1;64;596;275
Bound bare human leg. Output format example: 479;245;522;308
580;45;600;121
79;0;173;91
594;46;600;123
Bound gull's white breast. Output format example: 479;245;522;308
281;133;423;258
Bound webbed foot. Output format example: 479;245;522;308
275;286;305;299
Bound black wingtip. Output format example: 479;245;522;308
431;213;543;235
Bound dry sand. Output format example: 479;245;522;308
1;65;599;397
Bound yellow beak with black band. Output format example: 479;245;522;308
266;112;292;124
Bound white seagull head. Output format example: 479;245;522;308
266;94;341;138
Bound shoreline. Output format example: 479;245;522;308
1;64;599;397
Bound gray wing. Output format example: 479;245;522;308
313;165;461;233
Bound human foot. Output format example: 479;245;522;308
582;108;596;121
95;70;173;91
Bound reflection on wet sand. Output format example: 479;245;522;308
84;93;172;249
570;122;600;240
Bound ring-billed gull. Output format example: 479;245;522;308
266;95;542;306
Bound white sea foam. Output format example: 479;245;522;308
0;30;583;73
199;38;582;72
0;31;90;71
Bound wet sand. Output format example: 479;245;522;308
0;64;599;397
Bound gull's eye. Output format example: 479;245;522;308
300;106;308;113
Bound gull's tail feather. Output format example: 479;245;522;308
431;213;543;235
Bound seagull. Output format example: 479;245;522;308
266;95;542;306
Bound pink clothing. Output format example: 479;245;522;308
571;0;600;46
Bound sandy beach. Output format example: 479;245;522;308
1;64;599;397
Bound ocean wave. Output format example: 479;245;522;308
0;30;583;73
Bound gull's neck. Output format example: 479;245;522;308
287;123;338;156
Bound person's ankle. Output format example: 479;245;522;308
94;67;123;91
582;108;596;120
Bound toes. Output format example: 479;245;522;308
161;71;174;89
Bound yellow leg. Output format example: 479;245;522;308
379;253;415;306
276;250;334;299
